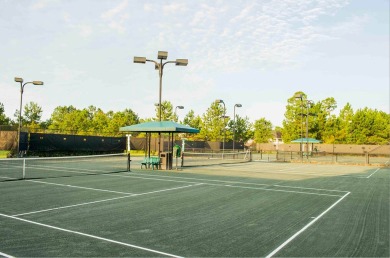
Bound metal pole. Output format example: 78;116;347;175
17;82;24;157
233;106;236;152
159;59;163;122
306;104;309;159
300;100;303;161
158;60;163;159
222;102;226;159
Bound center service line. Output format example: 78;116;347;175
14;184;202;217
265;191;350;258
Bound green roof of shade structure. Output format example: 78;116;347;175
119;121;200;133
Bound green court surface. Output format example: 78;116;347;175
0;158;389;257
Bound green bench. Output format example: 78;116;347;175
141;156;160;170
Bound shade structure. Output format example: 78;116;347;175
291;138;321;143
120;121;199;133
120;121;199;170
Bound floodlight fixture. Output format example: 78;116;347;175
15;77;23;83
33;81;44;85
158;51;168;60
175;59;188;66
134;56;147;64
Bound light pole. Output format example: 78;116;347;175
294;93;304;159
175;105;184;121
215;99;226;158
305;100;314;158
134;51;188;122
14;77;44;157
134;51;188;156
233;103;242;152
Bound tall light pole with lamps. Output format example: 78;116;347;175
305;100;314;158
215;99;227;158
14;77;44;157
294;93;304;159
134;51;188;156
233;103;242;152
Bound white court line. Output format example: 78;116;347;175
13;184;202;217
28;180;135;195
126;173;343;197
0;251;14;258
13;195;134;217
209;184;343;197
128;172;270;187
0;212;182;258
366;168;381;178
265;191;351;258
119;174;208;185
339;167;382;179
273;184;349;193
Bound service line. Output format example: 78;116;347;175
0;212;183;258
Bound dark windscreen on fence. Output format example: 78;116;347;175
29;133;125;152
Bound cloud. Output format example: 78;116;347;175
173;0;352;72
101;0;129;33
328;14;370;35
101;0;128;19
30;0;57;10
78;24;93;38
163;2;187;14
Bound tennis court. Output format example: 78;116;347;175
0;154;389;257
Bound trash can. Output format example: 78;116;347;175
160;152;172;170
173;145;182;169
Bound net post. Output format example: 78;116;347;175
127;153;131;172
22;158;26;179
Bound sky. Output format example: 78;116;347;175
1;0;389;128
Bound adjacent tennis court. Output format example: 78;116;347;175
0;155;389;257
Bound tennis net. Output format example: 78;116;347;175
0;153;128;181
181;151;251;167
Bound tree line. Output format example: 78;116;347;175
0;91;389;145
